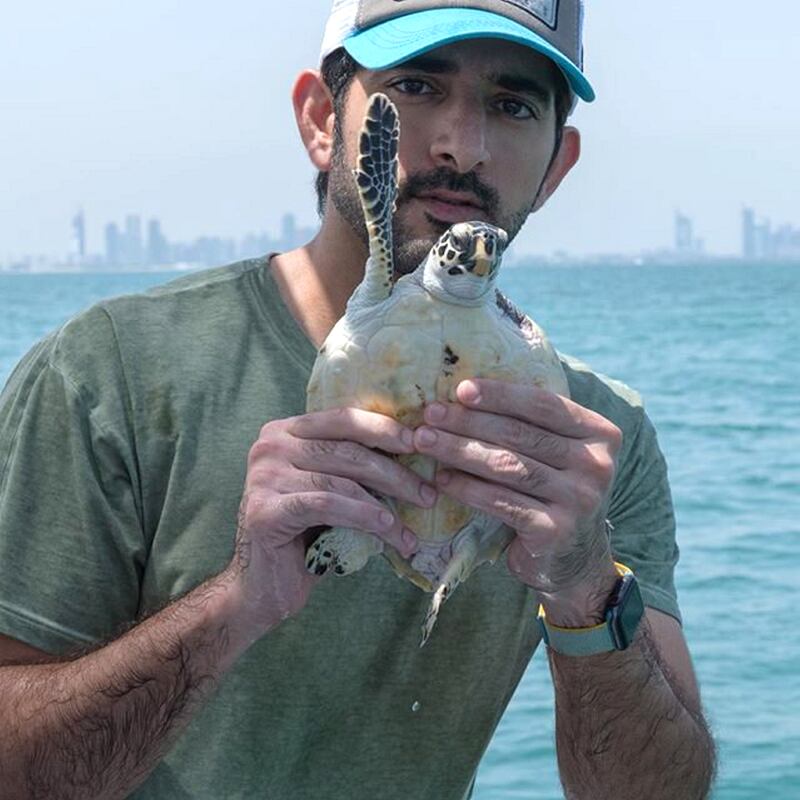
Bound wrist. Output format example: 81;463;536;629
538;553;619;628
198;567;268;669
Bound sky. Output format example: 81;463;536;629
1;0;798;261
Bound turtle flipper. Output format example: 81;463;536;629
420;515;513;646
353;93;399;304
306;527;384;576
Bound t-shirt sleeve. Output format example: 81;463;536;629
608;407;682;625
0;308;146;654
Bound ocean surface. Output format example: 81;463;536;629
1;262;798;799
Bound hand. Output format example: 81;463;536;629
413;379;621;623
229;407;434;637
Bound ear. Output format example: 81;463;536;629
531;126;581;213
292;69;336;172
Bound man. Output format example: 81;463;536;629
0;1;715;798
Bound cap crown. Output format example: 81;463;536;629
321;0;585;71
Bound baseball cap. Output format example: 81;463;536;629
319;0;594;104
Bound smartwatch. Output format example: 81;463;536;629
537;562;645;656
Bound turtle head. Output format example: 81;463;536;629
422;222;508;301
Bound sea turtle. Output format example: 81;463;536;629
305;93;570;645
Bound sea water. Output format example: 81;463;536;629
1;262;798;799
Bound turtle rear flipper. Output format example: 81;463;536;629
353;93;400;305
420;515;514;646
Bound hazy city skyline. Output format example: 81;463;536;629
5;204;797;273
1;210;317;272
2;1;798;261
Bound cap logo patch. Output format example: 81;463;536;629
500;0;558;28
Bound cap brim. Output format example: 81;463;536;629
343;8;595;103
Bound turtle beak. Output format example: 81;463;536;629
473;239;491;277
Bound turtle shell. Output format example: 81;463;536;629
306;275;570;554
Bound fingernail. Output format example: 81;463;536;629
420;484;437;505
436;469;452;486
459;381;481;404
417;427;438;447
379;511;395;529
402;528;417;552
425;403;446;423
401;429;414;448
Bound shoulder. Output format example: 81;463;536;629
558;352;645;431
54;257;269;367
556;352;665;479
97;256;270;330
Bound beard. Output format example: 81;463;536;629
327;127;535;277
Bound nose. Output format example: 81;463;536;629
429;100;490;174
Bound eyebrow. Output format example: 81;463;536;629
490;73;554;107
395;55;459;74
390;56;554;106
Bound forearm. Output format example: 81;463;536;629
548;617;716;800
0;567;252;800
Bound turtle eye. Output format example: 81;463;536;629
451;228;471;252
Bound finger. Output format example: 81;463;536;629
423;402;573;470
433;468;558;539
267;468;387;506
456;379;620;444
290;439;437;509
265;492;417;557
415;426;570;503
287;407;416;454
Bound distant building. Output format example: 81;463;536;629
146;219;170;267
124;215;144;267
742;207;800;261
675;212;693;253
105;222;122;267
281;212;296;245
674;211;704;256
71;210;86;263
742;207;757;260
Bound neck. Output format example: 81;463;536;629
421;258;492;308
270;207;368;348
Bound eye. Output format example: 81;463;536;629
495;97;538;120
451;230;471;250
389;78;436;96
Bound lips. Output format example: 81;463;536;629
415;191;486;224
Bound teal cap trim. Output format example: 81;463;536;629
343;8;595;103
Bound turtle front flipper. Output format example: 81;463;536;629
353;93;399;305
306;527;384;576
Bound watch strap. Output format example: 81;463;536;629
537;562;637;657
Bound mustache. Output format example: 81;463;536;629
396;168;500;217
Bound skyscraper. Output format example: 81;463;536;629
105;222;121;267
124;215;143;267
742;207;757;260
71;210;86;263
147;219;170;267
675;212;693;254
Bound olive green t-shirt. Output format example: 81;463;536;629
0;257;681;799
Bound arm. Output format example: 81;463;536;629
0;407;428;800
0;571;245;800
545;584;716;799
413;379;716;799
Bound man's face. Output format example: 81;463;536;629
328;38;565;275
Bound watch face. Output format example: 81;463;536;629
610;575;645;650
